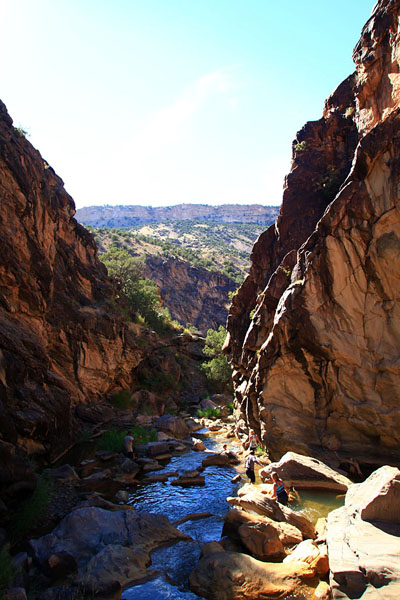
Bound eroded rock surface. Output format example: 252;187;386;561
225;0;400;467
327;465;400;599
0;101;148;493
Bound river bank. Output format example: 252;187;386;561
4;405;400;600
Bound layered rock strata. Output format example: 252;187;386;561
77;204;279;228
0;102;145;492
225;0;400;466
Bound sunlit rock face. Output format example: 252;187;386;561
226;0;400;467
0;101;144;486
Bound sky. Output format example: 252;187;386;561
1;1;373;209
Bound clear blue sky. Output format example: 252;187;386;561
1;1;373;209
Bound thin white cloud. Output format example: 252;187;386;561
132;68;235;156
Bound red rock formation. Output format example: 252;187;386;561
226;0;400;468
0;101;145;493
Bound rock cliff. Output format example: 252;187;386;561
144;255;236;333
226;0;400;469
0;102;146;494
77;204;279;228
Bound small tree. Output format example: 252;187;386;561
201;325;232;392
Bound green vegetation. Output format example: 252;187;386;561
294;140;308;153
100;247;180;335
14;126;29;138
200;325;232;392
96;426;157;452
92;220;270;285
0;549;17;597
110;388;134;409
197;407;221;419
227;401;234;414
12;475;53;542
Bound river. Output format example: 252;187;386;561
122;427;343;599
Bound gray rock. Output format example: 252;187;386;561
3;589;27;600
156;415;190;439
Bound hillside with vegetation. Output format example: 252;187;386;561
87;220;269;284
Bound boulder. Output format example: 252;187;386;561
44;551;78;580
222;508;303;547
327;466;400;599
314;581;331;599
211;394;232;406
202;453;240;467
199;398;219;410
231;474;241;483
156;415;190;439
145;441;170;457
200;541;225;557
81;544;150;590
192;438;206;451
284;539;329;577
171;470;205;487
44;465;80;482
259;452;352;492
238;522;285;560
186;418;203;432
189;551;315;600
29;507;188;586
227;489;315;539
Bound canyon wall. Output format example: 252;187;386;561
226;0;400;469
0;102;146;493
144;255;236;333
77;204;279;228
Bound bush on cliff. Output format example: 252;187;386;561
100;248;178;335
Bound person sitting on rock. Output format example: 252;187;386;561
123;430;135;459
272;472;289;505
245;450;262;484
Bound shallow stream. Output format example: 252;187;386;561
123;429;344;599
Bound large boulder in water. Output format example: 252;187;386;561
226;488;315;540
259;451;352;492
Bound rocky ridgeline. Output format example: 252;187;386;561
76;204;280;228
226;0;400;469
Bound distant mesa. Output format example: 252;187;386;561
76;204;280;228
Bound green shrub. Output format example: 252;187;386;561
227;401;234;414
96;426;157;452
294;140;308;153
197;407;221;419
12;475;53;541
0;548;17;594
110;389;134;409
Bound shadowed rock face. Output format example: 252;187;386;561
144;255;236;333
226;0;400;466
0;101;145;490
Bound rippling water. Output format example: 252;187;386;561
124;432;240;599
123;431;344;599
